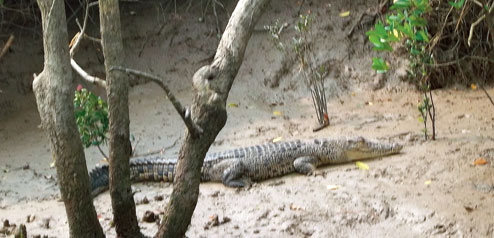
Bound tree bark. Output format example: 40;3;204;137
99;0;143;237
33;0;104;237
155;0;270;237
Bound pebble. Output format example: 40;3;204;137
154;195;164;201
209;191;220;197
208;214;219;227
203;214;230;230
257;210;270;221
136;196;149;205
142;211;157;223
27;214;36;223
41;218;50;229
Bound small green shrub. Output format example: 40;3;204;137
74;85;109;148
367;0;436;140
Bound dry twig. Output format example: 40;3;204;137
69;1;106;88
110;66;203;137
468;2;494;46
0;34;14;62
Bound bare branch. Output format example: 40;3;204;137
0;34;14;62
96;144;109;161
69;0;90;57
468;2;494;46
68;1;105;88
480;84;494;107
71;58;107;88
468;14;486;46
110;66;204;137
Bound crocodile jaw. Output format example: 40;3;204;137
344;137;403;160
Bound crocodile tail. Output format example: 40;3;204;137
89;165;110;197
130;158;176;183
89;158;177;197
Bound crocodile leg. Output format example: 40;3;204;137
221;160;252;187
293;156;319;175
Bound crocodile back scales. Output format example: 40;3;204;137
90;140;304;196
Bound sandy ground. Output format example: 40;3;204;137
2;0;494;237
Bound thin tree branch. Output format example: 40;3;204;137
428;89;436;140
468;14;486;46
68;0;106;88
468;2;494;46
0;34;14;61
110;66;204;137
212;0;221;34
70;58;107;88
69;0;90;57
96;144;109;161
480;84;494;107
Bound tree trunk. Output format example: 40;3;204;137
155;0;270;237
33;0;104;237
99;0;143;237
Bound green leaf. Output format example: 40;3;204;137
410;47;421;55
415;30;429;42
390;0;412;10
448;0;464;9
368;34;393;51
409;16;427;27
371;57;389;73
74;89;109;150
368;35;382;46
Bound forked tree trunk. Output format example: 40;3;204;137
156;0;270;237
33;0;104;237
99;0;142;237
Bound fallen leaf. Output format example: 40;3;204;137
464;206;474;212
289;204;304;211
473;157;488;165
471;83;477;90
424;180;432;185
273;110;283;116
50;161;55;168
326;184;340;190
228;103;238;108
393;29;399;38
69;32;80;48
272;137;283;143
339;11;350;17
355;161;369;170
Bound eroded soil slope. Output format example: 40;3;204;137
1;0;494;237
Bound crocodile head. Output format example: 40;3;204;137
342;136;403;160
313;137;402;161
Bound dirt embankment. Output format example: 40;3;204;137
1;0;494;237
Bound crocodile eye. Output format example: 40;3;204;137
355;137;365;145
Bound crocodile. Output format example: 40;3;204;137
89;137;402;196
